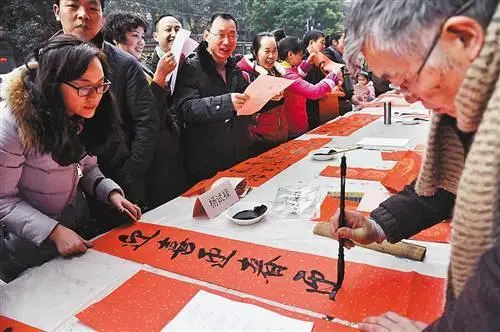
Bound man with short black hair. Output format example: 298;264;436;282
52;0;159;216
172;12;252;184
142;14;181;77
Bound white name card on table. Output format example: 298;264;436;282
162;290;314;332
168;28;199;94
211;177;251;198
357;137;410;148
193;180;239;219
239;75;296;116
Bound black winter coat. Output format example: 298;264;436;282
371;115;474;243
51;31;159;208
173;42;251;184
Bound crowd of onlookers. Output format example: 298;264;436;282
0;0;376;282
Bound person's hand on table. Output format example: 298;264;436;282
109;191;142;222
329;209;382;248
359;312;427;332
49;224;93;256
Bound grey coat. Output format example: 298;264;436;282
0;67;122;280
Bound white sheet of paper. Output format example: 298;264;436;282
357;137;409;148
167;29;199;94
356;191;392;213
199;180;239;219
239;75;296;116
162;290;314;332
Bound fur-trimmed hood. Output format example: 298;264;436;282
1;66;42;152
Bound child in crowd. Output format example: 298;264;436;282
352;71;375;109
277;36;340;138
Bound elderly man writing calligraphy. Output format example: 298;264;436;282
329;0;500;330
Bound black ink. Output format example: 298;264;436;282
4;328;13;332
293;270;339;300
238;255;288;284
157;237;196;259
198;248;237;268
118;230;161;251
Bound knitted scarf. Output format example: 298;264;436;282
415;4;500;298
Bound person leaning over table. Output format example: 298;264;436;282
329;0;500;330
172;13;252;185
277;36;340;139
0;35;141;282
103;11;189;209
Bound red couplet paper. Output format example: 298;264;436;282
320;166;390;182
183;138;330;197
93;222;445;324
0;316;41;332
381;151;422;193
314;195;368;222
410;221;451;243
309;114;381;136
315;196;451;243
77;270;355;332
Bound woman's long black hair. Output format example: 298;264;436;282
23;34;122;166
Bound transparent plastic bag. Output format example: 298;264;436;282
271;185;321;220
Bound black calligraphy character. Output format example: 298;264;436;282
198;248;237;268
157;237;196;259
209;196;218;209
293;270;339;300
216;192;224;204
118;229;161;251
4;328;13;332
238;255;288;284
222;189;230;200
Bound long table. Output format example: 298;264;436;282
0;101;448;331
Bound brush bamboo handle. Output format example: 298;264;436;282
313;222;426;262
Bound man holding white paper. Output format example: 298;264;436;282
142;14;182;89
173;13;255;184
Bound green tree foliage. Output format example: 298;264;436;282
1;0;344;64
248;0;344;38
1;0;59;65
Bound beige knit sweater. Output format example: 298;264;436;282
415;4;500;298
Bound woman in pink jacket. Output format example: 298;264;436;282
278;36;339;138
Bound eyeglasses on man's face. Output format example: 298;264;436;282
208;30;238;42
393;0;476;96
63;80;111;97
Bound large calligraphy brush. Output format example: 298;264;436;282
330;154;346;300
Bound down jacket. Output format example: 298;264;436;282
0;67;122;279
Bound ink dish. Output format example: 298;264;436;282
312;148;337;161
226;202;269;225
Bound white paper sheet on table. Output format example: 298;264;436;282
357;191;392;212
357;137;409;148
167;28;199;94
239;75;296;116
162;290;314;332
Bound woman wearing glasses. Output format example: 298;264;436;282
0;35;140;282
